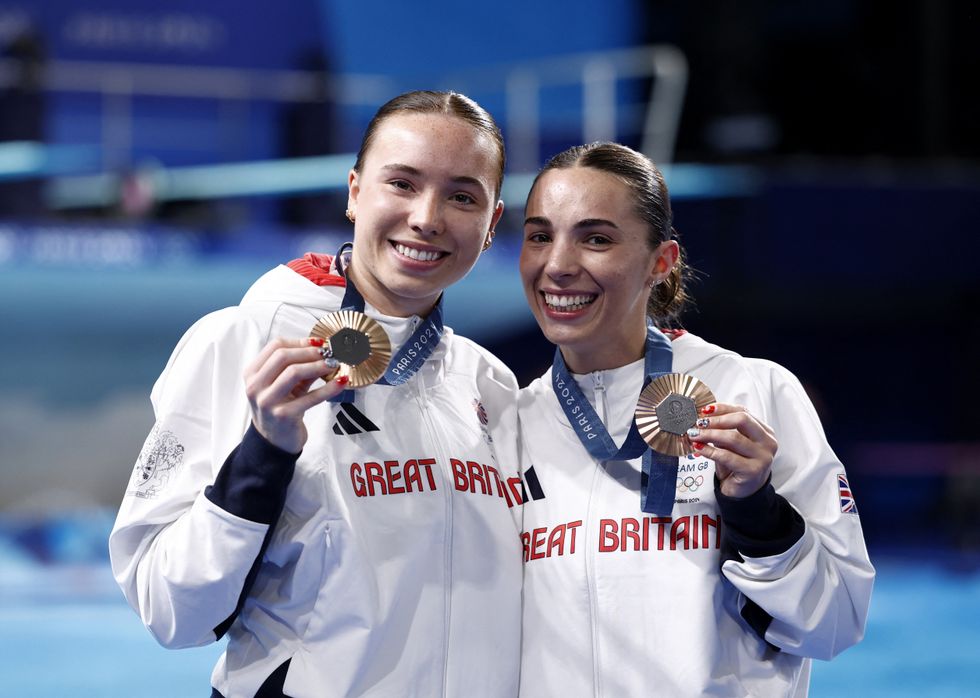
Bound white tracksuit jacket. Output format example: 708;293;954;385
518;331;874;698
109;260;523;698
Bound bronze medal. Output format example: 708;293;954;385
310;310;392;388
634;373;716;456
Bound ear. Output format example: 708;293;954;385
479;200;505;254
490;199;505;232
347;168;360;214
649;240;679;284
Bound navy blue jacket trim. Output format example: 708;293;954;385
205;425;299;639
205;423;299;525
740;599;780;652
210;658;291;697
714;474;804;558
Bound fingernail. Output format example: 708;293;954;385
323;357;339;369
309;337;325;347
335;375;350;386
696;418;710;428
701;405;716;415
692;441;705;451
686;427;700;438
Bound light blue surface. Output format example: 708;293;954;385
1;555;978;696
0;602;224;697
0;557;223;697
809;559;980;697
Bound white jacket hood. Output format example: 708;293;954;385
241;264;341;313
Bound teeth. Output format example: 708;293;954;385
395;243;442;262
544;293;596;311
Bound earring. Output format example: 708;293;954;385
345;209;355;223
482;230;495;252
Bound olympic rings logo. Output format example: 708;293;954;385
676;475;705;493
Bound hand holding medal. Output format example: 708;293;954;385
244;336;354;455
681;400;778;499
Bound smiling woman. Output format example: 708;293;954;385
517;142;875;697
108;91;522;698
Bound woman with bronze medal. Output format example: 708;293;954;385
516;143;875;697
110;92;522;697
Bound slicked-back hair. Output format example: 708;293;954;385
353;90;505;200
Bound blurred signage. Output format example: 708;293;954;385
1;0;321;69
0;222;199;267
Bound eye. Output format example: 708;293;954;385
389;179;412;191
584;233;613;246
451;192;477;205
525;231;551;244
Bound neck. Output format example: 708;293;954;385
346;264;437;318
561;325;648;374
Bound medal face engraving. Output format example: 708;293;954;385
310;311;392;388
635;373;716;456
654;393;698;436
329;327;372;365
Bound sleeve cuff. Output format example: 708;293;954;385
715;474;804;557
205;423;299;525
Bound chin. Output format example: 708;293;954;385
540;325;584;351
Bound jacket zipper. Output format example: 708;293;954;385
593;371;607;424
416;366;454;697
586;370;606;697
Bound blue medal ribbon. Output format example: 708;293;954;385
328;242;444;401
552;325;679;515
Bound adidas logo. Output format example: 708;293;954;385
523;465;546;502
332;403;380;436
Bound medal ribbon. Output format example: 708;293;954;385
551;325;678;515
329;242;444;401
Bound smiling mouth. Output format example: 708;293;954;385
542;292;597;312
392;242;447;262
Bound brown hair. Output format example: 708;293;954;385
353;90;505;200
529;142;691;325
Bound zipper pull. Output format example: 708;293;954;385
592;370;606;397
592;370;606;423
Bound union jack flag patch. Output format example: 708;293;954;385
838;474;858;514
473;399;489;426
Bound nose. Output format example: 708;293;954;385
408;191;443;237
544;238;579;280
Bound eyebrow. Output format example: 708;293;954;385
523;216;620;230
380;163;487;190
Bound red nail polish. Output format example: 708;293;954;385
692;441;705;451
335;375;350;386
309;337;325;347
701;404;716;415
